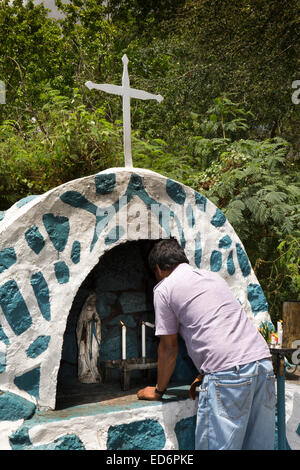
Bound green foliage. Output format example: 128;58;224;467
202;138;299;240
277;236;300;296
0;0;66;121
0;86;124;208
256;235;300;321
195;97;253;140
0;0;299;324
146;0;300;145
185;96;254;170
197;136;300;322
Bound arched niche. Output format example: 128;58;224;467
55;239;157;408
0;168;270;410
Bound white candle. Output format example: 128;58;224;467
277;321;283;347
142;321;146;358
120;321;126;360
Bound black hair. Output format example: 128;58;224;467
148;238;189;272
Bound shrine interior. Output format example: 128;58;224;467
55;239;197;410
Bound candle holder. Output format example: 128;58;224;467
101;357;158;391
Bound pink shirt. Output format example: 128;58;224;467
154;263;270;374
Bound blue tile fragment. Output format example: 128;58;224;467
95;173;116;194
26;335;50;358
0;247;17;273
194;232;202;268
236;243;251;277
0;325;9;345
195;192;207;211
9;428;85;450
0;391;35;421
0;280;32;335
227;250;235;275
51;434;85;450
210;250;222;272
54;261;70;284
71;241;81;264
210;208;226;227
107;419;166;450
43;213;70;253
25;225;45;254
14;367;40;400
219;235;232;249
166;179;186;205
30;272;51;321
175;415;196;450
247;284;268;315
60;191;97;215
9;427;32;450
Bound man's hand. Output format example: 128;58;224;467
137;334;178;402
137;386;162;401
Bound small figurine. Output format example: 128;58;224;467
76;293;102;383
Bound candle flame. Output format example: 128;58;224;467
120;321;125;327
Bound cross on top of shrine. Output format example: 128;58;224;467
85;54;163;168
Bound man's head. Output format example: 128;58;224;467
148;238;189;281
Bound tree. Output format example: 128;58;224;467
199;136;300;322
122;0;300;150
0;0;66;125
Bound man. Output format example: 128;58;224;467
137;239;276;450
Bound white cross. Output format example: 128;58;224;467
85;55;163;168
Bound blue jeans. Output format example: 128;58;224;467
195;358;276;450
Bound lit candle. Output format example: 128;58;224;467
142;321;146;358
120;321;126;360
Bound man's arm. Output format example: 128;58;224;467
137;334;178;401
157;334;178;391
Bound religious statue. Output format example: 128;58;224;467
76;293;102;383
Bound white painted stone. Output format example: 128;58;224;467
0;382;298;450
27;396;198;450
0;168;270;409
0;419;24;450
0;167;275;449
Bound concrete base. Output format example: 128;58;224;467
1;379;299;449
2;385;198;450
